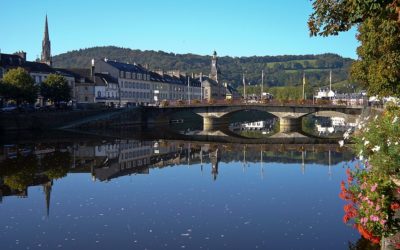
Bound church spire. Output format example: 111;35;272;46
41;15;52;66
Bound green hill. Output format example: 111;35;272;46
53;46;357;89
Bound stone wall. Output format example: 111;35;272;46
0;109;113;131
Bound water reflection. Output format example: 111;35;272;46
0;139;353;204
0;135;362;249
303;114;357;138
229;118;279;138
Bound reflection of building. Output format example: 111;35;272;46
210;149;220;181
314;116;356;135
229;119;277;132
92;141;153;181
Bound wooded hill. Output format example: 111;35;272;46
53;46;356;90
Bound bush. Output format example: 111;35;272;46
177;100;186;106
160;100;169;107
208;99;216;105
192;99;201;104
225;98;233;104
353;105;400;178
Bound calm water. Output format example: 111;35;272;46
0;130;363;249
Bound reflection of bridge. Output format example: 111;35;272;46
144;104;364;132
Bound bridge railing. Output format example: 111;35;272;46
159;99;364;108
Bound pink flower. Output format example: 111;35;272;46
371;183;378;192
380;220;387;226
370;215;379;222
375;205;381;211
360;217;369;225
361;182;367;190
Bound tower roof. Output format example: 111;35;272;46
44;15;49;42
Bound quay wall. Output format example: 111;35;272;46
0;109;117;132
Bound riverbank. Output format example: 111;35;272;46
0;109;114;132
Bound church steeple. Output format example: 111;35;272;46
43;181;53;217
41;15;52;66
210;50;219;82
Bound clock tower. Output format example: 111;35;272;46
210;50;219;82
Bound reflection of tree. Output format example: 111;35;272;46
1;155;38;191
41;151;72;180
0;150;72;191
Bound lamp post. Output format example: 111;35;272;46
261;70;264;101
243;73;246;103
187;76;191;105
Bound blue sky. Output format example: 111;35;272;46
1;0;358;61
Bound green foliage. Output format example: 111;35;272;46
309;0;400;97
308;0;397;36
52;46;355;89
40;74;71;103
351;17;400;97
2;67;37;104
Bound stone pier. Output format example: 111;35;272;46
279;117;301;133
203;116;229;131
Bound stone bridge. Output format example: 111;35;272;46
143;104;365;132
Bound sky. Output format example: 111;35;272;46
1;0;359;61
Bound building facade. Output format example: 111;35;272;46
93;59;202;106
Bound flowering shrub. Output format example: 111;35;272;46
340;167;400;245
353;105;400;178
339;106;400;245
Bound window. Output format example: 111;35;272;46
97;91;101;97
120;71;124;78
85;96;88;102
85;86;88;90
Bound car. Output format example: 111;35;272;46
1;105;17;112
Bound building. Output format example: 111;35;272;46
56;67;119;107
200;51;227;100
332;92;367;105
93;58;202;106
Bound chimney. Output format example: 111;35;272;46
14;51;27;63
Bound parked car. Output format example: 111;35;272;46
1;105;17;112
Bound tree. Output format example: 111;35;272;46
309;0;400;97
2;67;37;104
40;74;71;105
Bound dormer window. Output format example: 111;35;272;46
120;71;124;78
